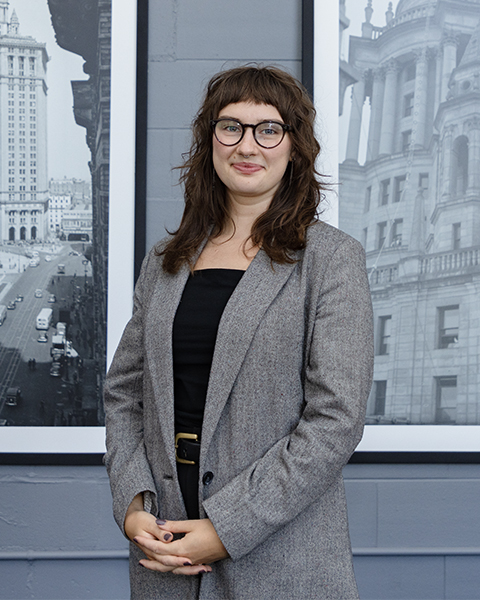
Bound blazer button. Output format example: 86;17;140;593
202;471;214;485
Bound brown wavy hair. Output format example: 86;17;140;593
158;65;327;273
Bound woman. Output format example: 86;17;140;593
104;65;374;599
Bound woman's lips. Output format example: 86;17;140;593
232;162;263;174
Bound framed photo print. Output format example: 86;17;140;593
306;0;480;457
0;0;147;459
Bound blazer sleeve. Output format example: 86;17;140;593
103;251;158;534
203;236;374;561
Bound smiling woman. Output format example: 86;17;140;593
104;65;374;600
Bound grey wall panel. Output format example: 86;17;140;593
0;559;129;600
445;555;480;600
344;479;378;548
353;555;445;600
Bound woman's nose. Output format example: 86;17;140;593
237;127;257;155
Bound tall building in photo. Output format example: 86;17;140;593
0;2;48;242
48;0;111;425
340;0;480;424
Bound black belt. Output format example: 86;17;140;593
175;432;200;465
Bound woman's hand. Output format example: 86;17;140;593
124;494;212;575
134;518;229;572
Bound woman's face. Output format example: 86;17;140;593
212;102;292;209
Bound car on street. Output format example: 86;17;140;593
47;294;56;303
34;289;43;298
45;255;52;262
15;294;23;302
5;387;21;406
7;301;16;310
50;362;62;377
38;332;48;343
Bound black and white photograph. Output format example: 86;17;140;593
339;0;480;442
0;1;111;435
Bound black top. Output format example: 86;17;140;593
172;268;244;433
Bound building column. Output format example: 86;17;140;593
441;126;454;198
379;59;398;156
467;119;480;193
412;49;429;149
367;67;385;161
345;77;366;162
441;32;458;102
433;46;442;116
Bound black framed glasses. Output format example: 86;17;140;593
211;118;292;149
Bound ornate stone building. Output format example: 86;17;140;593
340;0;480;424
48;0;111;424
0;2;48;242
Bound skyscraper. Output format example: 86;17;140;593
340;0;480;424
0;1;48;242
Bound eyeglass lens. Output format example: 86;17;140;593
214;120;286;148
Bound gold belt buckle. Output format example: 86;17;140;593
175;432;199;465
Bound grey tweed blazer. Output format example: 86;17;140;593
104;220;374;600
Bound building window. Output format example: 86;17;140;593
380;179;390;205
8;56;14;75
452;136;468;197
377;221;387;250
438;306;459;349
419;173;429;190
394;175;406;202
377;315;392;355
373;381;387;415
364;186;372;212
435;376;457;424
29;57;35;75
452;223;461;250
402;130;412;152
404;93;414;117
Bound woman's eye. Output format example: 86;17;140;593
258;123;281;136
221;121;241;133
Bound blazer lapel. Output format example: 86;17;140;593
144;263;190;472
200;249;299;461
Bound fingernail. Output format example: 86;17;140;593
133;537;139;543
199;569;207;574
184;562;192;566
163;533;172;541
156;519;166;525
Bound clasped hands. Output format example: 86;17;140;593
125;497;228;575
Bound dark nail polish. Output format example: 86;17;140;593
163;533;171;541
184;562;192;566
199;570;207;574
156;519;166;525
133;537;139;543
